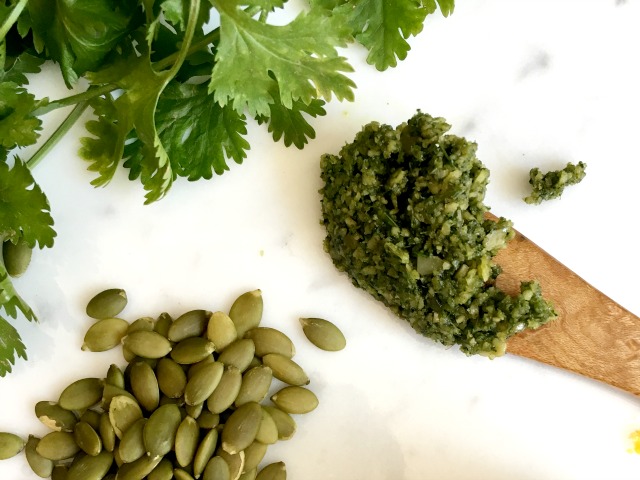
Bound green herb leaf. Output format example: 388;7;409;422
0;156;56;248
0;82;45;150
0;313;28;377
0;52;44;85
209;0;355;117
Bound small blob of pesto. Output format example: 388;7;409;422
319;112;556;357
524;161;587;205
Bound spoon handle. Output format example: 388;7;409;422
494;224;640;396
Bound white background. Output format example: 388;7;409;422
2;0;640;478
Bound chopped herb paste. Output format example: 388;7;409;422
320;112;556;357
524;161;587;205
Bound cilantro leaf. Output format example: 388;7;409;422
0;52;45;85
26;0;139;85
209;0;355;117
0;314;28;377
0;156;56;248
424;0;455;17
0;265;36;322
125;81;249;181
256;79;327;149
0;81;45;150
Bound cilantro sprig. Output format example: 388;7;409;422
0;0;453;375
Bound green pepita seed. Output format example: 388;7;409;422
51;465;69;480
256;462;286;480
168;309;210;342
239;468;257;480
171;337;216;365
106;364;125;388
255;408;278;445
79;409;102;430
59;377;104;411
221;401;262;454
270;386;318;414
202;455;230;480
184;361;224;406
74;421;102;456
108;395;143;439
118;418;146;464
216;449;245;480
99;413;116;452
148;458;174;480
127;317;155;333
207;311;238;351
193;428;219;479
25;435;54;478
35;401;78;432
174;468;196;480
207;366;242;414
262;407;296;440
261;354;309;386
242;441;268;472
197;411;220;430
36;431;80;461
123;330;172;359
175;416;199;468
115;453;162;480
217;339;255;372
228;290;263;338
123;346;137;362
244;328;295;358
86;288;128;320
130;361;160;412
66;450;113;480
185;401;204;419
102;384;137;410
156;357;187;398
234;365;272;406
154;312;173;338
187;355;215;379
3;240;32;277
82;317;129;352
143;403;181;459
299;317;346;351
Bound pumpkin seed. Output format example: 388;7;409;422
118;418;146;464
36;431;79;461
174;468;196;480
187;354;215;379
185;401;204;419
108;395;143;439
115;453;162;480
262;407;296;440
99;413;116;452
123;346;137;362
185;361;224;406
51;465;69;480
256;462;286;480
123;331;172;359
171;337;216;365
221;402;262;454
255;408;278;445
175;416;199;468
197;411;220;430
74;421;102;456
130;361;160;412
217;339;255;372
239;468;257;480
270;386;318;414
106;364;125;389
216;450;245;480
2;239;32;277
168;309;210;342
82;317;129;352
206;311;237;351
148;458;174;480
101;384;137;410
244;328;295;358
59;377;103;411
79;409;102;430
66;449;113;480
35;401;78;432
202;455;230;480
207;366;242;414
154;312;173;338
193;428;219;478
127;317;155;334
261;354;309;386
228;290;263;338
299;317;346;351
86;288;127;320
143;403;181;459
234;365;272;407
243;441;268;472
25;435;54;478
156;357;187;398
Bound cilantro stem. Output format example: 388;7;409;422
0;0;28;41
164;0;202;80
27;101;90;169
32;84;116;117
154;29;220;71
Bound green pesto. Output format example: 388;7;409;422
320;112;556;357
524;161;587;205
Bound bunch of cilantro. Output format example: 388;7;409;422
0;0;454;376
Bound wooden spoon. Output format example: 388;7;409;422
492;215;640;396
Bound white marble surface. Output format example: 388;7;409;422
3;0;640;478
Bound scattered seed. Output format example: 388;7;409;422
245;327;295;358
24;435;54;478
299;317;346;351
0;432;25;460
123;331;172;359
262;407;296;441
262;354;309;386
82;317;129;352
256;462;286;480
35;401;78;432
228;290;263;338
66;450;113;480
171;337;216;365
270;386;318;414
217;339;255;372
2;240;32;277
129;361;160;412
175;416;199;468
73;421;102;456
143;403;181;459
207;366;243;414
59;377;103;411
156;357;187;399
193;428;219;478
86;288;127;320
168;309;210;342
108;395;143;439
202;455;231;480
207;311;237;351
234;365;272;406
221;402;262;454
35;431;79;461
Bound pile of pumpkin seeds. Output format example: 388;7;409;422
0;288;346;479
